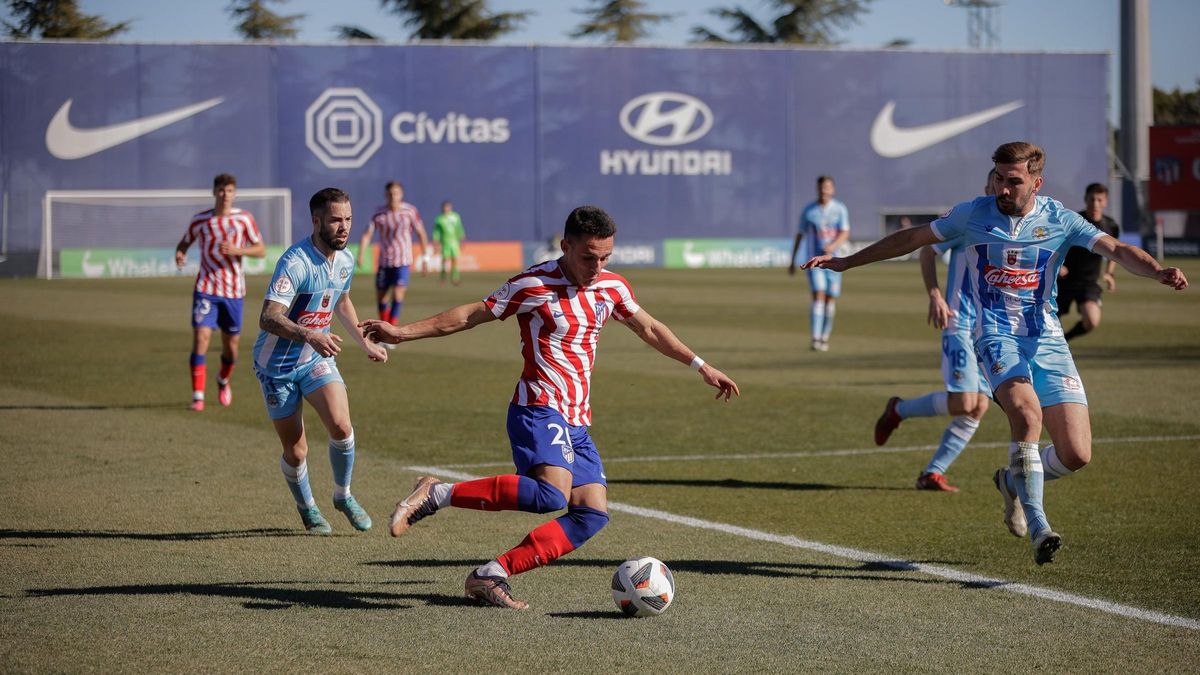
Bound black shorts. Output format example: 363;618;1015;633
1057;282;1103;316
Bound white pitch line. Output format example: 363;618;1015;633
406;464;1200;631
436;433;1200;469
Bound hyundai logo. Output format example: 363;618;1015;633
619;92;713;146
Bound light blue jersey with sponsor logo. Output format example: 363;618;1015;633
798;199;850;260
252;236;355;377
931;195;1105;338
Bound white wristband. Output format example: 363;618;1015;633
689;355;705;371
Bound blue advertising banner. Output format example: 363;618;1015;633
0;42;1108;276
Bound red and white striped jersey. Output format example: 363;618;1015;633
182;208;262;298
485;260;641;427
370;203;423;267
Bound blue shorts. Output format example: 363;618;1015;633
254;357;345;420
506;404;607;488
976;333;1087;407
942;331;991;395
375;265;411;290
192;292;244;333
806;267;842;297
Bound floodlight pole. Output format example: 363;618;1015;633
1119;0;1153;258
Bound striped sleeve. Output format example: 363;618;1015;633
242;212;262;244
485;275;548;320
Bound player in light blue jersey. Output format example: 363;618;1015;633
253;188;389;534
875;170;997;494
804;142;1187;565
788;175;850;351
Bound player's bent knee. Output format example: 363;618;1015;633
558;506;609;548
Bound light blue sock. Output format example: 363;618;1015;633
821;301;836;340
1008;441;1049;538
280;456;315;508
329;432;355;501
925;416;979;475
810;300;825;341
897;391;948;419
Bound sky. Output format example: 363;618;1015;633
7;0;1199;119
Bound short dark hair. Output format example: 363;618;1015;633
817;175;834;188
213;173;236;191
309;187;350;217
992;141;1045;175
1085;182;1108;197
385;181;403;192
563;205;616;239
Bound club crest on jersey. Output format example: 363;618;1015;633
984;264;1040;289
321;294;330;308
594;300;610;323
338;266;350;280
991;361;1006;375
1032;226;1049;239
273;275;293;295
952;369;963;382
1005;248;1021;266
266;393;280;408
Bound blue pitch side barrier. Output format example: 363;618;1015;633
0;42;1107;275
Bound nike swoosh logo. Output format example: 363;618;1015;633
870;99;1024;158
46;96;225;160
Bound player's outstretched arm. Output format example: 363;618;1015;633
260;299;342;357
801;224;940;273
174;237;190;268
621;308;740;402
219;240;266;258
334;294;387;362
359;301;496;345
1093;236;1188;290
919;246;951;329
357;223;375;268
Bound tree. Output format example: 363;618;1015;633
1154;80;1200;126
571;0;674;43
334;25;379;41
4;0;130;39
691;0;873;45
380;0;530;40
227;0;303;40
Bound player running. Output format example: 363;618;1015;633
1058;183;1121;341
358;181;429;331
875;170;998;493
803;142;1187;564
253;188;388;534
175;173;266;411
788;175;850;351
360;205;739;609
432;200;466;285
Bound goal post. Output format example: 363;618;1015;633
41;188;292;279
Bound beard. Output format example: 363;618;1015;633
319;228;347;250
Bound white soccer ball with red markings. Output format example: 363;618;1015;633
611;556;675;617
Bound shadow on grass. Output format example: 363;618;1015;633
607;478;907;491
0;403;180;410
26;580;466;611
0;528;306;542
367;558;978;587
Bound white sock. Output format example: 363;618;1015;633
476;560;508;579
1040;444;1075;480
333;486;350;500
431;482;454;508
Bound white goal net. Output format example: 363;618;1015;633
41;188;292;279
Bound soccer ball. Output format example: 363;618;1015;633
611;556;675;617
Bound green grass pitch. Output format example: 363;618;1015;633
1;261;1198;671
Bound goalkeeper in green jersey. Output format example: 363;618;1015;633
433;200;467;285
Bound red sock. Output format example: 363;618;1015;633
497;519;575;576
379;304;390;323
191;365;206;397
218;359;234;383
450;475;521;511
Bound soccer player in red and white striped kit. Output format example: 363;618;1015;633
357;181;429;332
175;173;265;411
360;205;740;609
